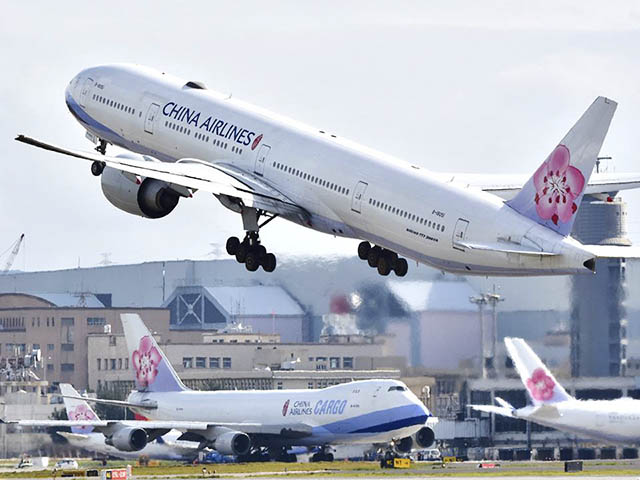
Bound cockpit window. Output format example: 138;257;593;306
388;386;406;392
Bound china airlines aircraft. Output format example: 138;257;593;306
470;338;640;443
16;64;640;276
53;384;201;462
5;314;434;462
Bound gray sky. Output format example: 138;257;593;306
1;1;639;272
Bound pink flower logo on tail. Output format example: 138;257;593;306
68;404;96;421
526;368;555;401
132;336;162;388
533;145;585;225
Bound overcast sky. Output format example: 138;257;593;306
1;1;639;273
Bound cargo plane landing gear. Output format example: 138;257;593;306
226;208;278;273
91;138;107;176
358;241;408;277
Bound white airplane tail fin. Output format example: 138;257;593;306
505;337;572;406
59;383;99;434
121;313;187;393
507;97;617;236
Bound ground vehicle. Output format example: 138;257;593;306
412;448;442;461
54;459;79;469
15;458;33;469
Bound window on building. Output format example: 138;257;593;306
110;358;116;370
97;359;101;370
343;357;354;369
125;358;129;370
109;336;117;346
308;382;314;389
223;357;232;369
196;357;206;368
47;364;54;371
118;358;123;370
87;317;106;326
330;357;340;369
209;357;220;368
277;381;283;390
61;363;74;372
103;359;108;370
183;357;193;368
61;343;74;352
32;343;40;350
61;317;74;326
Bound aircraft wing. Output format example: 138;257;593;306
15;135;310;223
438;172;640;200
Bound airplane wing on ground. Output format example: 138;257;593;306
15;135;310;223
437;172;640;200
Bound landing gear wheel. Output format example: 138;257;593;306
367;246;382;268
358;241;371;260
226;237;240;255
91;161;105;176
262;253;276;273
394;258;408;277
235;242;249;263
324;453;334;462
245;251;261;272
255;244;267;258
377;256;392;276
311;453;322;462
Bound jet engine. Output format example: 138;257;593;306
395;426;435;453
213;430;251;456
100;155;181;219
106;427;148;452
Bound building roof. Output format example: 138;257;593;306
204;286;303;316
32;293;105;308
387;280;478;312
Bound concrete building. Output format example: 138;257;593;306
0;293;169;391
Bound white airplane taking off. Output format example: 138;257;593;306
54;384;201;462
470;338;640;443
16;64;640;276
4;314;434;462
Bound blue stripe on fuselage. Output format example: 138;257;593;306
314;404;428;435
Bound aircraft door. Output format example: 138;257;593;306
351;181;368;213
144;103;161;134
452;218;469;251
78;77;94;108
254;144;270;176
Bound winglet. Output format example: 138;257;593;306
507;97;617;236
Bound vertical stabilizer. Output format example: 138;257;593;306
60;383;99;434
507;97;617;236
120;313;187;392
505;337;572;405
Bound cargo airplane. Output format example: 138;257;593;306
3;314;434;462
470;338;640;443
15;64;640;276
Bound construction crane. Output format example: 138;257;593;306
1;233;25;274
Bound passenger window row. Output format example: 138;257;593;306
194;131;210;143
93;94;135;115
368;197;446;232
272;161;349;196
165;120;191;136
231;145;243;155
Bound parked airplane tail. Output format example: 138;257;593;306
121;313;187;393
505;337;572;406
59;383;99;434
506;97;617;236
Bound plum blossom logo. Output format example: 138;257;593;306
282;399;290;417
533;145;585;225
526;368;555;401
251;134;263;151
68;404;96;421
132;336;162;388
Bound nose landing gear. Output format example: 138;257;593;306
358;241;408;277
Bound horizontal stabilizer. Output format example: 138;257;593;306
468;404;515;418
56;395;157;410
587;245;640;259
459;241;559;256
494;397;515;410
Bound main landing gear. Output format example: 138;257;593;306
226;208;278;273
311;446;334;462
358;241;408;277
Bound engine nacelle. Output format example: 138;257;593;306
414;426;435;448
213;430;251;456
106;427;148;452
100;156;180;219
394;436;414;453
